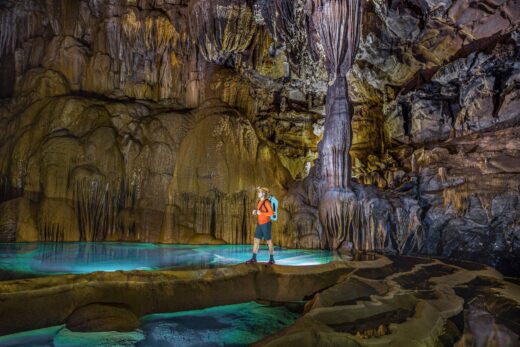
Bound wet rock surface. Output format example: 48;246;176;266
255;255;520;347
1;254;517;346
0;258;356;335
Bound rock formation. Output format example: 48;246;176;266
66;303;140;332
0;0;519;275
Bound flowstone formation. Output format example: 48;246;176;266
0;0;294;246
0;0;519;274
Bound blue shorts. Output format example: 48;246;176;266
255;221;272;241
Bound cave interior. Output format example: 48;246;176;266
0;0;519;346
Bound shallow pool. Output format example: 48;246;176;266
0;242;339;276
0;301;299;346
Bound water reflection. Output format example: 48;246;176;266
0;242;340;276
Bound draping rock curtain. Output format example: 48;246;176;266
188;0;256;64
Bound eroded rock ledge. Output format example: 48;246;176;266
1;255;518;346
0;259;357;335
256;257;520;346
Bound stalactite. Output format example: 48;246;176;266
37;199;77;242
258;0;324;80
121;10;178;56
443;183;471;216
311;0;362;189
71;175;121;241
38;219;62;242
119;177;138;211
258;0;299;52
188;0;257;64
0;176;7;204
170;189;256;244
0;1;45;58
441;181;499;218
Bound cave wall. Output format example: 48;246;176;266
283;0;520;274
350;0;520;274
0;0;519;272
0;0;318;246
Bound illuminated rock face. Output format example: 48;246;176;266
0;0;519;273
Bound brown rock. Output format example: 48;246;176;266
188;233;227;245
66;303;139;332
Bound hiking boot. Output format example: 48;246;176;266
246;258;257;264
267;259;275;265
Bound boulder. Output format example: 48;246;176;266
66;304;139;332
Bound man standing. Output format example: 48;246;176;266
246;186;275;264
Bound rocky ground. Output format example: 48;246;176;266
0;255;518;346
257;256;520;346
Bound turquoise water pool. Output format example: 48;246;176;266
0;301;299;346
0;242;339;276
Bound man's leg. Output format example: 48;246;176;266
247;224;262;263
267;240;275;264
267;240;274;256
253;238;260;256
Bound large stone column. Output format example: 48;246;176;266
310;0;362;249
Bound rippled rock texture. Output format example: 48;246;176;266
0;0;519;274
0;0;299;247
256;256;520;346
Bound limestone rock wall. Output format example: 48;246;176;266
326;0;519;274
0;0;304;245
0;94;291;243
282;0;520;274
361;0;520;274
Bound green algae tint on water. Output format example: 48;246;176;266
0;302;299;347
0;242;339;276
